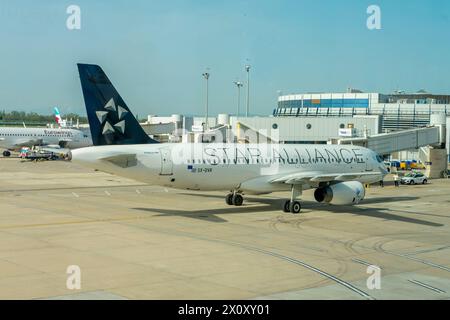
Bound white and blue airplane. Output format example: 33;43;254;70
72;64;388;214
0;126;92;157
0;107;92;156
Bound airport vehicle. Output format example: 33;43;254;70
444;170;450;179
72;64;388;214
399;160;425;171
390;160;401;169
19;146;66;161
0;126;92;157
23;149;59;161
400;172;428;185
413;161;426;170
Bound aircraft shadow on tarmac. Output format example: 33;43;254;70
132;201;279;223
133;194;444;227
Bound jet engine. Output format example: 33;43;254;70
59;141;68;148
314;181;365;205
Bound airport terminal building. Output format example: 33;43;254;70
274;91;450;132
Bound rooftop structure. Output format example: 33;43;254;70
275;91;450;131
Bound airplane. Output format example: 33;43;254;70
71;64;388;214
0;126;92;157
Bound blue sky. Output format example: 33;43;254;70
0;0;449;116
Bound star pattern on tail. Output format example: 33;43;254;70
95;98;128;136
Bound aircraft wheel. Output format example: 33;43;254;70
290;201;302;214
225;193;233;206
3;150;11;157
232;194;243;206
283;200;291;213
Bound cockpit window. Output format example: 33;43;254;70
375;155;383;163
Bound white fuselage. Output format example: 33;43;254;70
72;143;387;194
0;127;92;150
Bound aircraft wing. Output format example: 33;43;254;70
11;139;44;148
99;153;138;168
270;172;383;185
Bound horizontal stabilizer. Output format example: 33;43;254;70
100;153;138;168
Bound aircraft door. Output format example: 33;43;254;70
365;154;374;172
160;148;173;175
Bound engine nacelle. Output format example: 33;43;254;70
314;181;365;205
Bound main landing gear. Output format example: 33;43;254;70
283;185;303;214
225;191;244;206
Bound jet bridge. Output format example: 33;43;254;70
336;114;447;178
336;126;441;155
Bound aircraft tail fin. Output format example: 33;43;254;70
54;107;63;127
77;63;158;146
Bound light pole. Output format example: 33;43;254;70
245;65;251;117
202;71;210;131
233;81;243;117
